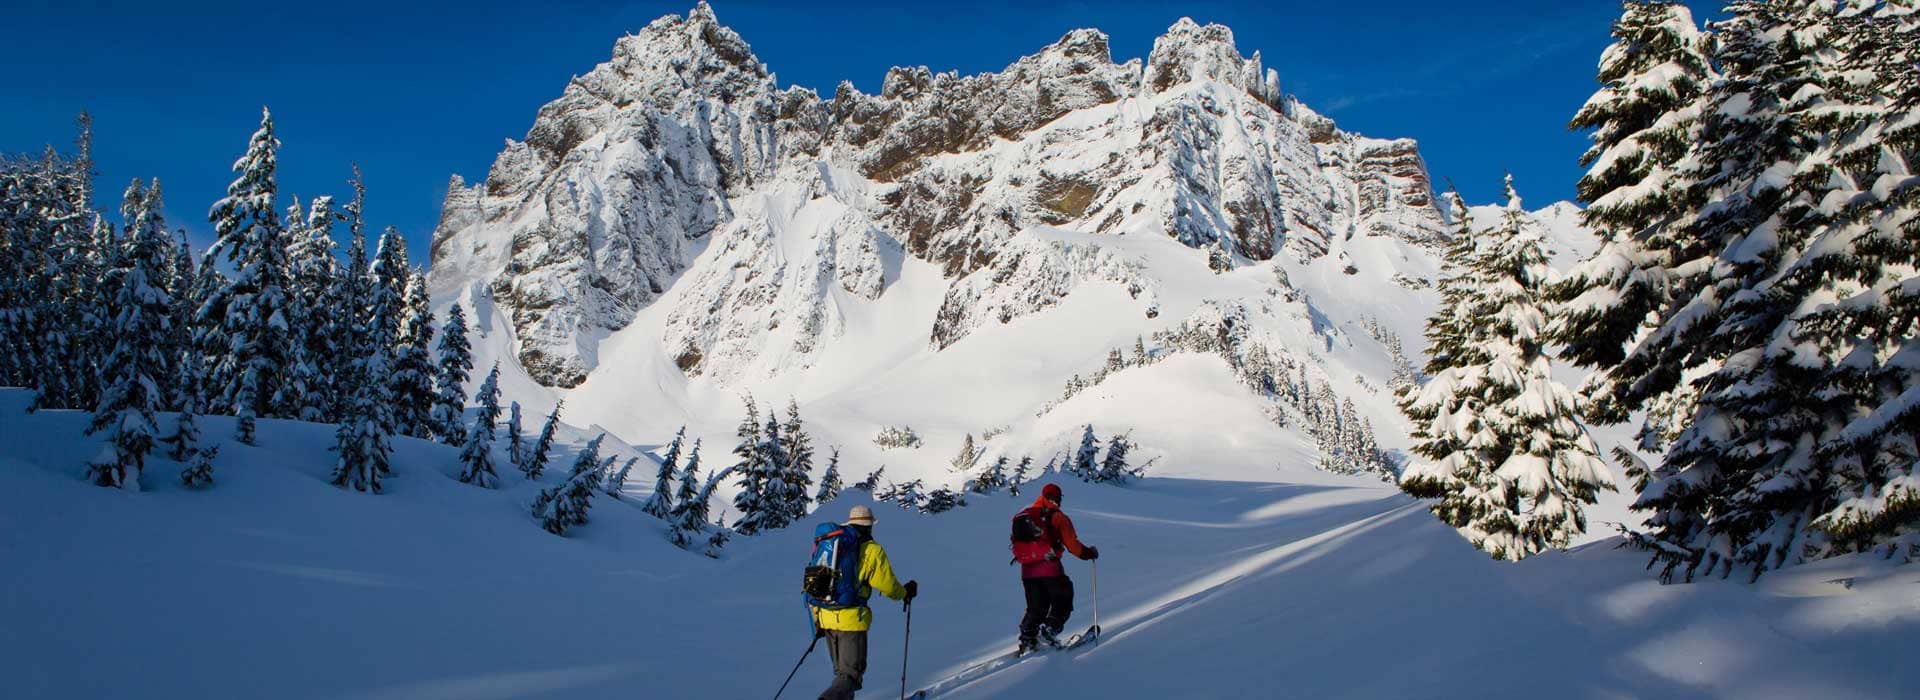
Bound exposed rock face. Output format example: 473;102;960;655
429;2;1450;386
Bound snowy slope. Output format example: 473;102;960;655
3;389;1914;700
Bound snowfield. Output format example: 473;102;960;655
3;388;1915;700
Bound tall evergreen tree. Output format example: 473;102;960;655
458;365;502;488
389;271;437;439
607;457;639;499
1072;425;1101;480
431;303;473;445
532;434;606;536
208;107;293;444
1097;434;1134;484
84;179;174;488
668;439;709;549
951;433;979;472
778;399;815;521
1401;177;1616;561
728;397;772;535
523;400;563;479
284;195;340;421
641;427;685;519
333;167;372;421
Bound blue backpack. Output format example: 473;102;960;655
803;522;870;610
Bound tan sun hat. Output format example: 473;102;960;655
846;505;876;526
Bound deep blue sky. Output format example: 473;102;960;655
3;0;1645;262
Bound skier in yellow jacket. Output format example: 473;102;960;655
811;505;917;700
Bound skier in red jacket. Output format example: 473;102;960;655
1010;483;1098;654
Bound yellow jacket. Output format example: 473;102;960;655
810;540;907;632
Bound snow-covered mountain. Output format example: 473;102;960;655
427;3;1580;491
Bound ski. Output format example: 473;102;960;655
905;625;1099;700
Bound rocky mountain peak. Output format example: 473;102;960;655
431;4;1450;387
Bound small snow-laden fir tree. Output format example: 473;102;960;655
1009;457;1033;496
160;370;204;464
606;457;639;499
389;271;437;440
1071;425;1101;481
748;412;798;532
923;487;965;514
330;338;394;494
1096;433;1135;484
778;399;815;522
892;479;927;510
524;400;563;479
815;447;844;505
208;108;293;443
1401;177;1615;561
180;444;217;489
667;439;707;548
729;397;774;535
641;427;685;518
971;456;1010;494
84;179;175;488
532;434;607;536
703;526;731;559
457;364;502;488
951;433;979;473
853;465;885;493
430;303;473;446
507;402;525;468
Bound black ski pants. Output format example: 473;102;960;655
818;629;867;700
1019;575;1074;642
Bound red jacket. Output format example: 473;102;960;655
1021;494;1092;579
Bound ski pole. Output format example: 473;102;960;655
1092;560;1100;645
773;633;821;700
899;599;913;700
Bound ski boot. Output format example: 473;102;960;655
1016;636;1041;656
1037;625;1063;649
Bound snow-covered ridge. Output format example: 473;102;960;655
428;2;1451;389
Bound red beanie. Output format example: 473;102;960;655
1042;483;1063;503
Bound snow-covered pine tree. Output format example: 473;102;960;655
1096;433;1133;484
431;303;473;446
332;167;372;421
1798;4;1920;564
84;178;175;488
329;336;393;494
749;410;796;532
389;271;437;439
893;479;926;510
284;195;340;422
778;399;815;522
507;401;525;467
598;453;623;493
729;397;772;535
703;526;731;559
180;444;217;488
1401;177;1615;561
531;434;606;536
160;375;203;464
1132;336;1149;366
458;364;502;488
972;456;1010;494
951;433;979;473
1625;1;1872;581
1071;425;1101;481
366;226;409;352
1009;457;1032;496
1551;0;1716;396
815;447;844;505
923;487;964;513
523;400;563;479
667;439;707;548
607;457;639;499
207;108;293;443
274;199;323;423
641;427;685;518
853;466;885;493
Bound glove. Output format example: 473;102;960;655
904;580;919;602
1083;546;1100;561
